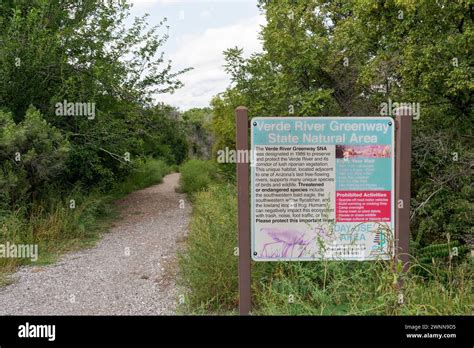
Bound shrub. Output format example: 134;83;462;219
178;159;218;196
112;159;170;197
0;107;69;209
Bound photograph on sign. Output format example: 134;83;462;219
251;117;395;261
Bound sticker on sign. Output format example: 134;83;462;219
251;117;395;261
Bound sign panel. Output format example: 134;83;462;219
251;117;395;261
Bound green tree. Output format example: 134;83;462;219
0;0;191;192
212;0;473;251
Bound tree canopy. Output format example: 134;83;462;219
0;0;190;210
212;0;473;248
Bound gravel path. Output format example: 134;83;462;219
0;173;190;315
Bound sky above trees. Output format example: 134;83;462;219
129;0;264;110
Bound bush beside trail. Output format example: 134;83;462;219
178;160;219;197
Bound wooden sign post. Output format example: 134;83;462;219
235;106;251;315
395;108;412;272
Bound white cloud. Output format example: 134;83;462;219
158;14;265;110
129;0;160;5
199;9;212;19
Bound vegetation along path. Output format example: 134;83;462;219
0;173;190;315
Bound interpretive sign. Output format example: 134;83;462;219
251;117;395;261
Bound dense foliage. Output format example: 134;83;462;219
0;0;189;210
0;107;70;211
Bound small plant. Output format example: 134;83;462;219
410;231;471;282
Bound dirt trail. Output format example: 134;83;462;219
0;173;190;315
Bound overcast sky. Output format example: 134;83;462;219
129;0;265;111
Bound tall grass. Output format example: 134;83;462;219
0;192;112;285
178;184;239;312
253;259;473;315
178;183;474;315
0;159;170;285
178;159;218;197
113;159;171;197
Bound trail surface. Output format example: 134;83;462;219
0;173;190;315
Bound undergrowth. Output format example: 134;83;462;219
178;182;474;315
